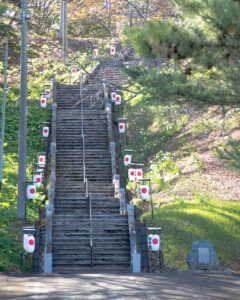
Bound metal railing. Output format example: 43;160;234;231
44;78;57;274
80;71;93;268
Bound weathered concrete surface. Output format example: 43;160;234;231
0;272;240;299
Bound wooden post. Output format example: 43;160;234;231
62;0;68;63
106;103;113;142
17;0;28;219
140;219;150;272
32;224;40;273
119;188;126;215
110;142;116;176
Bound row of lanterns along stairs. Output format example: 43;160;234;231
40;55;154;274
40;61;137;273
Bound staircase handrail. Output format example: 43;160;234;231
44;78;57;274
80;70;94;268
103;82;141;273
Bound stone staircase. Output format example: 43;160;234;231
52;61;131;273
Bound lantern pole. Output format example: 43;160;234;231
17;0;28;219
0;37;9;190
138;178;154;220
149;179;154;220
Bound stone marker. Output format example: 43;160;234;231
187;240;219;270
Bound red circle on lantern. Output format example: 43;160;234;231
30;188;35;194
111;48;115;52
29;239;34;246
39;157;44;162
125;157;129;162
130;171;135;176
37;178;41;183
152;238;158;245
137;171;142;177
120;125;123;129
46;90;50;94
116;97;120;101
41;99;45;104
44;129;48;133
72;69;76;73
142;187;147;194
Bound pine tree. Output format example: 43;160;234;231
123;0;240;106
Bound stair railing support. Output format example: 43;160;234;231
104;82;127;215
44;78;57;274
127;204;141;273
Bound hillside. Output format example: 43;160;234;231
0;31;94;272
123;92;240;270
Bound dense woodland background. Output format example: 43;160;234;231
0;0;240;272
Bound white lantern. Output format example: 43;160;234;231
27;185;36;200
23;234;35;253
93;49;99;58
136;169;143;181
43;127;49;138
140;184;149;201
45;88;51;99
40;97;47;108
33;174;42;188
110;46;116;55
111;92;116;102
71;67;77;75
148;234;160;252
119;123;125;133
124;154;132;166
128;168;135;181
115;94;121;105
37;168;44;178
38;155;46;167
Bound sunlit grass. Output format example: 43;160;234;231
142;199;240;270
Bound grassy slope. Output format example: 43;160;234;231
0;32;90;272
123;91;240;271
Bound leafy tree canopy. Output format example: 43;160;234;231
123;0;240;106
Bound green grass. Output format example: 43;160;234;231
0;33;95;272
142;198;240;270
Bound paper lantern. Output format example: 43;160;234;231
45;88;51;99
148;234;160;252
23;234;35;253
115;94;121;105
136;169;143;181
71;67;77;75
119;123;125;134
110;46;116;55
111;92;116;102
128;168;135;181
140;184;149;201
40;97;47;108
33;174;42;188
93;49;99;58
27;185;36;200
37;168;44;177
38;155;46;167
124;155;132;166
43;127;49;138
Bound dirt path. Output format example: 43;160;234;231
0;272;239;299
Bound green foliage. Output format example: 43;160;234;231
0;4;7;16
142;198;240;270
123;0;240;106
217;141;240;170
